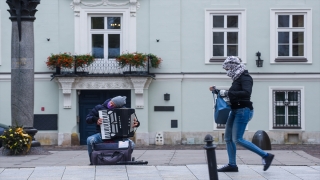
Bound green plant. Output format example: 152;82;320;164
75;54;95;69
116;52;147;68
0;125;32;155
46;52;74;70
147;53;162;68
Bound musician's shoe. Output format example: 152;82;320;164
217;164;238;172
262;153;274;171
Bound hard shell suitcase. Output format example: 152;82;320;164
91;141;132;165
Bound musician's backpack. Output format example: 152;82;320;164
91;141;132;165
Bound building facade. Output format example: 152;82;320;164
0;0;319;146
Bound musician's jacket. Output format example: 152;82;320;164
86;98;140;133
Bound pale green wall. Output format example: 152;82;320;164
0;81;11;125
58;89;78;133
251;80;320;132
133;90;150;133
34;0;74;72
148;80;182;132
0;0;319;143
0;78;59;126
34;79;60;114
0;0;74;72
0;1;12;71
179;0;320;73
148;0;181;73
181;79;232;132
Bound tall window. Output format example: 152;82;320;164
212;15;239;57
270;9;312;63
277;14;305;57
90;16;122;59
205;9;246;63
273;90;301;129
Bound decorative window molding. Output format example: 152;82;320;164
55;77;152;109
70;0;138;55
70;0;140;11
269;86;305;130
205;9;246;64
270;9;312;64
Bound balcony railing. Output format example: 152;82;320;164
56;58;152;76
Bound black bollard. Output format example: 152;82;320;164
252;130;272;150
203;134;219;180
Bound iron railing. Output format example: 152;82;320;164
58;58;151;75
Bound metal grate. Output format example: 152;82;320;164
34;114;58;130
154;106;175;111
171;120;178;128
273;90;301;129
216;124;226;129
60;58;149;75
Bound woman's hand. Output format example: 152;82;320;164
209;86;216;91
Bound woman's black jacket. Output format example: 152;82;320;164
227;70;253;110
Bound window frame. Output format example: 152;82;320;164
270;9;312;64
269;86;305;131
75;8;134;56
273;90;301;129
89;15;123;59
205;9;246;64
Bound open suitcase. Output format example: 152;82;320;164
91;141;148;165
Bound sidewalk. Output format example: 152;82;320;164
0;149;320;179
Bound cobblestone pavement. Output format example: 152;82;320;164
41;144;320;159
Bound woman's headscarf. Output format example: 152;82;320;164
222;56;246;81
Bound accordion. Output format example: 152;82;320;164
98;108;137;140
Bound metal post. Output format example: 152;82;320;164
203;134;219;180
147;54;150;74
74;55;77;74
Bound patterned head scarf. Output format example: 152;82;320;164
222;56;246;80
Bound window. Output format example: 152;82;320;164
269;87;305;130
273;90;301;129
90;16;122;59
205;9;246;64
270;9;312;63
73;7;135;61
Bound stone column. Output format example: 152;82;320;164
7;0;41;147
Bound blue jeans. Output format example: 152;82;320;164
87;133;135;160
224;108;267;166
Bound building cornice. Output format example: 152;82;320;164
154;73;320;82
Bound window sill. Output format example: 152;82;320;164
210;57;226;63
275;57;307;62
272;127;302;130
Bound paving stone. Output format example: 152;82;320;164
156;166;197;180
0;168;34;180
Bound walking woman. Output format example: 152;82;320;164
209;56;274;172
